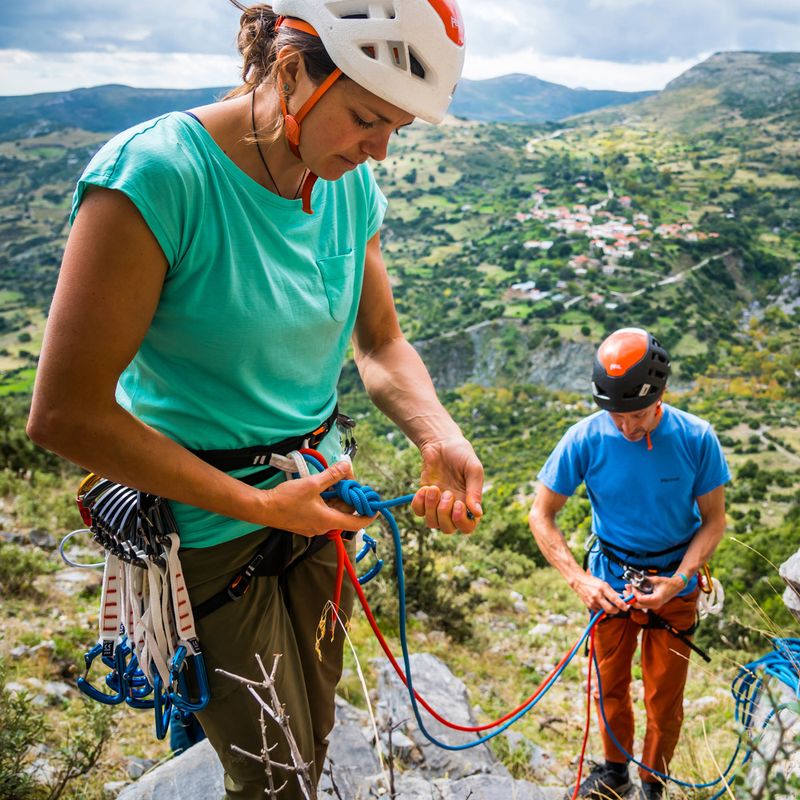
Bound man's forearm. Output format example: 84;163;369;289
355;336;462;448
529;511;586;589
675;519;726;580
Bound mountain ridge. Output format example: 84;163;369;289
0;74;652;139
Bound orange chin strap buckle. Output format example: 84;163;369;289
275;16;343;214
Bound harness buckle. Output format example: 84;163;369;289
227;573;252;602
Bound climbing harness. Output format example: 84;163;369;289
65;410;356;739
594;535;692;580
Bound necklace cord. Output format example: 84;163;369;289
250;89;306;200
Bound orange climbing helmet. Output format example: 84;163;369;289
592;327;670;412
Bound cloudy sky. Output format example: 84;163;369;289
0;0;798;96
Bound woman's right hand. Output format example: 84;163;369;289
259;460;377;537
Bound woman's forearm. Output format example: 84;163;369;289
28;399;270;524
355;335;462;448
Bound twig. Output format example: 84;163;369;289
326;758;343;800
217;654;315;799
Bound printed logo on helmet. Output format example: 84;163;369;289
597;328;648;377
428;0;465;46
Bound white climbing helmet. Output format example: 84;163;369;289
271;0;466;124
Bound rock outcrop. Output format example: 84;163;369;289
114;653;564;800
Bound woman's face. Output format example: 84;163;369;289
293;75;415;180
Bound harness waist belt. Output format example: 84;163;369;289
189;405;339;472
597;534;694;575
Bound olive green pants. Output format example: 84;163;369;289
180;528;355;799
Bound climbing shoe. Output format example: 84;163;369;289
636;782;664;800
571;762;633;799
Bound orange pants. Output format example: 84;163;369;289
593;590;699;784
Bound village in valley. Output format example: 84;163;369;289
508;182;720;309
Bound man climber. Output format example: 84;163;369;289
529;327;729;800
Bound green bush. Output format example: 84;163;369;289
0;662;46;800
0;659;113;800
0;542;55;597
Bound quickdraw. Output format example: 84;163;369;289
72;478;209;738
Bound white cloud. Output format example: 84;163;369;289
463;50;707;91
0;0;796;95
0;50;240;96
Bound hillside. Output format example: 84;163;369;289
449;73;653;122
581;50;800;133
0;50;799;799
0;85;230;140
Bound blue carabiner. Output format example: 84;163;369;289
167;645;211;714
77;643;127;705
123;652;155;708
355;533;384;585
151;669;173;740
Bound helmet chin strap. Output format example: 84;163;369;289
276;16;343;213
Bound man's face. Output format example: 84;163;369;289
608;401;662;442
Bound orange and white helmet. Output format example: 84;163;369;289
271;0;466;123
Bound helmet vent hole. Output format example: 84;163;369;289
338;5;396;20
388;41;408;70
408;47;426;79
361;45;377;59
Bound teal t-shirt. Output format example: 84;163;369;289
70;112;387;547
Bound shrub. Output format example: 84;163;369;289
0;542;55;597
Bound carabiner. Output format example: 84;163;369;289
76;643;127;705
152;670;173;740
123;652;155;708
355;533;384;585
167;646;211;714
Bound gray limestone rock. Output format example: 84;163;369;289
116;740;224;800
28;528;57;549
53;567;102;595
112;661;567;800
324;721;381;797
102;780;131;799
377;652;507;780
779;551;800;623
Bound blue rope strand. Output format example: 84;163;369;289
593;630;800;796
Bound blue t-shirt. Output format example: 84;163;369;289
537;405;730;592
70;112;387;547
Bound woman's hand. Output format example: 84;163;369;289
410;436;484;534
260;460;376;537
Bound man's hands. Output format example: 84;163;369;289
627;574;685;611
410;436;484;534
571;572;631;615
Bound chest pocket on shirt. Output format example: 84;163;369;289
316;250;355;322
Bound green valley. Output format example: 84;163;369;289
0;51;798;798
